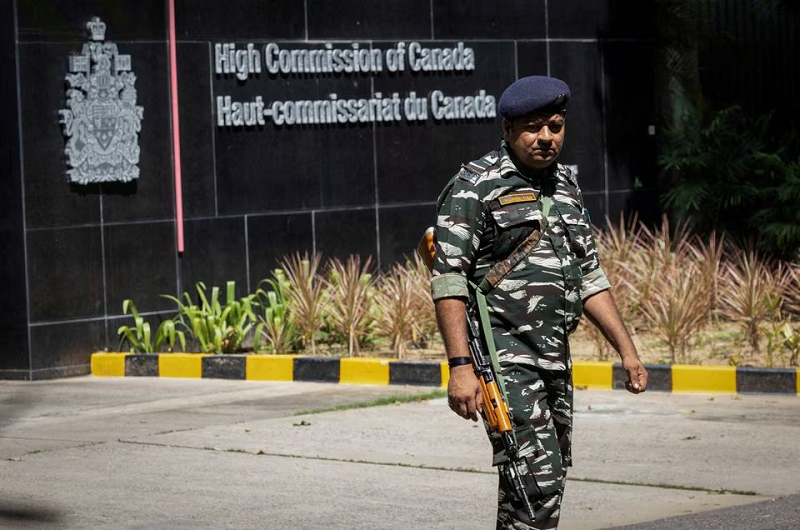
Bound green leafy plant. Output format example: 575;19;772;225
253;269;300;354
659;106;764;236
658;104;800;260
752;153;800;261
117;299;185;354
780;322;800;367
164;281;256;354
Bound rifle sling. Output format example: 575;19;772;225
472;196;552;396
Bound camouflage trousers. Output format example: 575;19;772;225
490;364;573;530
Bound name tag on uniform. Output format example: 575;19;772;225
497;191;539;206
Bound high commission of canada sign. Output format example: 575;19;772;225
214;41;498;127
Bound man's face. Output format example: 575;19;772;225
502;112;566;171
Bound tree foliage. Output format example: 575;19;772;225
658;105;800;261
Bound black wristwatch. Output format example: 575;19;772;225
448;356;472;368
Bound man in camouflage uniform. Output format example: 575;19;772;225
431;76;649;529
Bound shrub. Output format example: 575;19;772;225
323;256;377;356
253;269;300;354
717;251;792;359
637;261;711;364
373;263;419;359
279;253;328;355
164;281;256;354
117;299;185;354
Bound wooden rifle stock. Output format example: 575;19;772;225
417;227;436;272
419;226;535;519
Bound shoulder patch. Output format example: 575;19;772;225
456;166;480;184
464;150;500;174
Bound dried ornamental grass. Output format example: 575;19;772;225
637;262;711;364
785;265;800;317
373;264;418;359
688;231;726;321
324;255;377;356
717;250;791;357
405;254;439;348
279;252;328;355
594;213;644;326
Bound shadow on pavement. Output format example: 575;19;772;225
0;501;62;525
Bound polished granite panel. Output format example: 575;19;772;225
175;0;304;40
177;42;217;219
0;227;29;369
212;56;376;214
1;2;29;372
178;217;248;296
609;189;660;226
27;226;105;322
378;205;435;268
373;41;514;206
514;42;548;78
581;192;608;227
247;213;314;291
19;43;101;229
314;209;377;262
101;43;175;224
433;0;546;39
307;0;430;40
29;319;105;372
548;0;655;39
602;42;657;193
0;219;31;370
547;42;606;195
215;125;377;215
104;221;177;315
16;0;166;42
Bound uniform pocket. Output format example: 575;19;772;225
489;192;544;260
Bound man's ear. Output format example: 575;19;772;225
502;118;513;141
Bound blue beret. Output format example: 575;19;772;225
498;76;570;119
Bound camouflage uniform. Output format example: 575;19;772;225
430;142;610;529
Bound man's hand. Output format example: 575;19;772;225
448;365;483;421
583;291;649;395
622;356;648;394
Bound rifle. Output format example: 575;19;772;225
418;228;536;520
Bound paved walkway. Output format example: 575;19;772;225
1;377;798;529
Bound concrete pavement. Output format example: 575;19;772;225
1;377;799;529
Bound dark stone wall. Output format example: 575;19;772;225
0;0;30;378
4;0;656;379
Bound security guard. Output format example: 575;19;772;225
431;76;649;529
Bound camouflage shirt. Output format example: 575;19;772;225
431;142;610;371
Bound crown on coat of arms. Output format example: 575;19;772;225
87;17;106;41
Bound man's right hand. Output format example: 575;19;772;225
447;365;483;421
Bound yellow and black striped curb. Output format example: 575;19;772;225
91;353;800;395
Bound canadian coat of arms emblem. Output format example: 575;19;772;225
59;17;144;184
